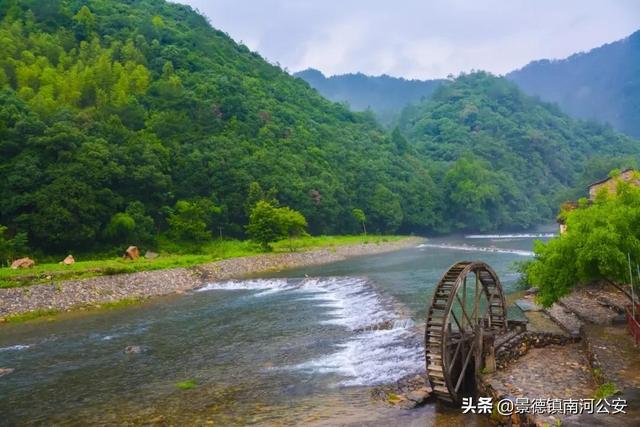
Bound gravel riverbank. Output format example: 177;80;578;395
0;238;421;320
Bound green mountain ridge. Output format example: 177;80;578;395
397;72;640;231
507;30;640;137
0;0;637;255
294;68;442;126
0;0;444;253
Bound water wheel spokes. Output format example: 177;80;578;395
425;261;507;404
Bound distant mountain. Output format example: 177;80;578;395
295;68;442;126
398;72;640;231
507;30;640;137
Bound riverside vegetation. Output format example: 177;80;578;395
0;235;404;289
1;0;640;268
524;172;640;306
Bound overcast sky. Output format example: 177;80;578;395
178;0;640;80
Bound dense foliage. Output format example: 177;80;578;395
246;201;307;250
295;68;442;126
0;0;443;254
1;0;638;256
397;72;640;232
526;175;640;306
508;30;640;137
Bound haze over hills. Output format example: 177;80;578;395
294;68;442;126
506;29;640;138
0;0;639;255
298;30;640;138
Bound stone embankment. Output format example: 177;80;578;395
482;283;639;427
0;238;420;320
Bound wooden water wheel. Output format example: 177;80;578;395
425;261;508;404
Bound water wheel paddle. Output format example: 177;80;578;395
425;261;507;404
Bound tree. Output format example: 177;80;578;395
526;177;640;306
278;206;308;252
168;199;220;243
0;225;29;267
352;208;367;235
246;201;281;251
368;184;403;233
246;201;307;251
104;202;156;246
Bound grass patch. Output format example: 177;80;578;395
0;298;147;324
594;381;619;399
176;379;197;390
2;309;60;323
94;297;146;310
0;235;408;289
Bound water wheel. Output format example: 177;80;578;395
425;261;507;404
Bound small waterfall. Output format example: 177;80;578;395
417;242;534;256
465;233;556;239
198;276;424;386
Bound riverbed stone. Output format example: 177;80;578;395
0;368;14;377
0;238;420;320
124;345;148;354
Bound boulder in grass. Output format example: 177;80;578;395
144;251;159;260
10;257;35;269
62;255;75;265
123;246;140;260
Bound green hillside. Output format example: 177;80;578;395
0;0;442;254
1;0;638;256
507;30;640;138
295;68;442;126
398;72;640;231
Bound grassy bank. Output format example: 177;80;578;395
0;235;406;289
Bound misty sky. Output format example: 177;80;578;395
178;0;640;79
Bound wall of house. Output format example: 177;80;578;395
588;170;638;200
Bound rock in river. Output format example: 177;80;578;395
124;345;148;354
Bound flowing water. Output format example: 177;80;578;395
0;230;554;426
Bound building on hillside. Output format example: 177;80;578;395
588;168;639;201
557;201;578;235
558;168;639;235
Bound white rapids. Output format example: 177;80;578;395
464;233;555;239
197;277;423;386
416;242;534;257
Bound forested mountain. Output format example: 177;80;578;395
397;72;640;231
294;68;442;126
507;30;640;137
1;0;638;256
0;0;445;253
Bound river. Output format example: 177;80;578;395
0;230;555;426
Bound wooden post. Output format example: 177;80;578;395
482;333;496;374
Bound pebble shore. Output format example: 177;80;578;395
0;238;420;319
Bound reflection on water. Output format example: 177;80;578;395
0;231;553;425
